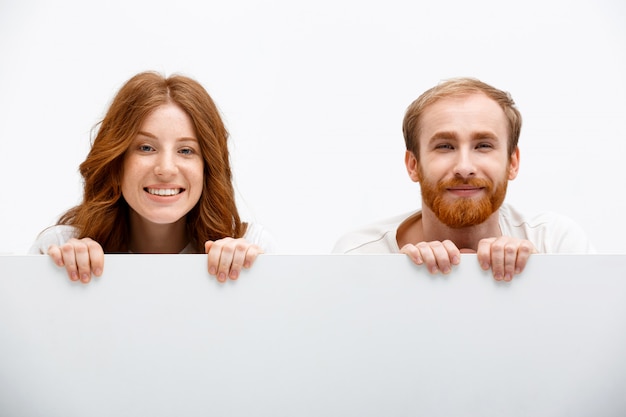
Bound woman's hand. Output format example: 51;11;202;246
205;238;263;282
47;238;104;284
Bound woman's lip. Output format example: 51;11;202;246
144;187;185;196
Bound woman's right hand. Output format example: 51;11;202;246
47;238;104;284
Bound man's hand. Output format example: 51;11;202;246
400;240;461;274
400;237;536;281
476;237;536;281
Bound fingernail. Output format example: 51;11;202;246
209;267;216;275
494;273;503;281
451;256;460;264
81;273;90;283
70;271;79;281
218;272;226;282
504;274;512;282
94;268;102;276
230;270;239;279
431;266;439;274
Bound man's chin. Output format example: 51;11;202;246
432;202;496;229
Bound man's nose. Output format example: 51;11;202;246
453;149;476;179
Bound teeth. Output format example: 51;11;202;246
147;188;181;196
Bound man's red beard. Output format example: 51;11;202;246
418;168;508;229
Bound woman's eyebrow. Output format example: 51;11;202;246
136;131;157;139
135;131;198;142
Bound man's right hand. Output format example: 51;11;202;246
400;240;461;274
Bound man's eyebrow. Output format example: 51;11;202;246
428;131;500;142
471;131;499;140
429;131;458;142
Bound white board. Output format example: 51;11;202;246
1;254;625;416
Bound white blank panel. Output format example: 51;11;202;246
0;254;625;416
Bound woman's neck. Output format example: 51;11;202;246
127;211;189;254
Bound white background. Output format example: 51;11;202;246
1;0;624;255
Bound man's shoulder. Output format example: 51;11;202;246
498;204;576;229
332;211;418;254
498;204;593;253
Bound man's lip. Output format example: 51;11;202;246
447;186;484;191
446;186;486;197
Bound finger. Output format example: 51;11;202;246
227;241;262;280
205;239;224;278
442;240;461;269
242;245;262;269
417;241;442;274
46;245;65;267
476;238;496;271
430;240;456;274
72;240;93;284
400;244;424;266
513;241;536;275
502;242;518;282
60;241;81;282
228;242;249;280
216;242;236;283
488;238;506;281
206;238;236;282
85;239;105;277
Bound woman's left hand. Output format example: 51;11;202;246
205;238;263;282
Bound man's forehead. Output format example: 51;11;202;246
419;94;507;131
417;93;509;142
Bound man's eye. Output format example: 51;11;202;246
476;143;494;150
435;143;454;150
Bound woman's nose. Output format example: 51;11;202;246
154;152;178;177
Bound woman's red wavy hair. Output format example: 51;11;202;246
58;71;246;253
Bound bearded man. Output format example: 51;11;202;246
332;78;593;281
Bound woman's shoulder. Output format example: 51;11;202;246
29;225;78;254
243;222;278;253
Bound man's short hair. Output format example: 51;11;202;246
402;77;522;160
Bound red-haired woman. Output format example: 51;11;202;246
30;71;276;283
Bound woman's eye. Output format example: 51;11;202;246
179;148;195;155
139;145;154;152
